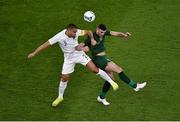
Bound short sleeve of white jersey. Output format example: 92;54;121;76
48;30;64;45
76;29;85;37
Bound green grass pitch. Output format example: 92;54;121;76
0;0;180;120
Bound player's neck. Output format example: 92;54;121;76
65;31;69;36
65;31;71;38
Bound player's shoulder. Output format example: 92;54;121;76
76;29;86;37
59;29;66;35
55;29;67;38
76;28;83;33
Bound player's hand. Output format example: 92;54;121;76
124;32;131;38
82;47;89;52
75;45;83;51
79;43;85;47
126;32;131;36
28;52;35;59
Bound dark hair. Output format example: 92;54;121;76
66;24;77;29
98;24;107;31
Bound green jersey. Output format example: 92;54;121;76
85;30;111;56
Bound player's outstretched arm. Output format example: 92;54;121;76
110;31;131;38
28;41;51;59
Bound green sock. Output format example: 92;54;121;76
129;80;137;88
100;81;111;99
118;72;137;88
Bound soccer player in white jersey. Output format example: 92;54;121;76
28;24;119;107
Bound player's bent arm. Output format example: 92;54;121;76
110;31;131;38
75;43;89;52
75;43;85;51
28;41;51;59
83;30;96;46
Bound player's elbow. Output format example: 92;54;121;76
86;30;93;36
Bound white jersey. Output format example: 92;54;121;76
48;29;91;74
48;29;84;58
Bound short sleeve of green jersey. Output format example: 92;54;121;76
84;36;91;48
105;30;111;36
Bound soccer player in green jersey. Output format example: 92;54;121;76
76;24;147;105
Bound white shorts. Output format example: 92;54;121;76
61;52;91;74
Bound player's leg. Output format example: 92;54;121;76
97;71;113;105
85;60;118;91
105;61;146;91
58;74;69;99
99;72;113;99
52;60;75;107
52;74;70;107
79;53;119;91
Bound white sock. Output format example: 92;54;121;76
96;69;114;85
58;81;68;98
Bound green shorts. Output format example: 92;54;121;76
92;55;111;70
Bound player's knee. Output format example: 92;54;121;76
108;72;114;79
61;77;69;82
118;67;123;73
61;74;69;81
86;61;99;73
114;66;123;73
92;67;99;73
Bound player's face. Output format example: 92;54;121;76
67;28;77;38
96;28;106;37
